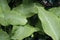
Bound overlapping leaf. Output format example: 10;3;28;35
37;6;60;40
0;0;38;26
6;10;27;25
11;24;36;40
0;0;28;26
12;4;37;18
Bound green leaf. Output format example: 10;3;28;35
11;24;36;40
37;6;60;40
6;10;27;25
0;0;27;26
12;3;38;18
49;7;60;18
0;0;10;26
0;0;10;12
0;29;10;40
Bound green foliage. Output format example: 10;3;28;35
0;29;10;40
0;0;27;26
0;0;60;40
37;6;60;40
49;7;60;18
11;24;36;40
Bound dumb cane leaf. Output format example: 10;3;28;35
37;6;60;40
0;29;10;40
0;0;27;26
11;24;36;40
49;7;60;18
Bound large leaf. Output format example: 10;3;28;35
49;7;60;18
0;0;27;26
0;29;10;40
11;24;36;40
6;10;27;25
12;3;38;18
37;6;60;40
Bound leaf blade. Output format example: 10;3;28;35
11;24;36;40
37;6;60;40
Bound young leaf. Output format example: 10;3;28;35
37;6;60;40
11;24;36;40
